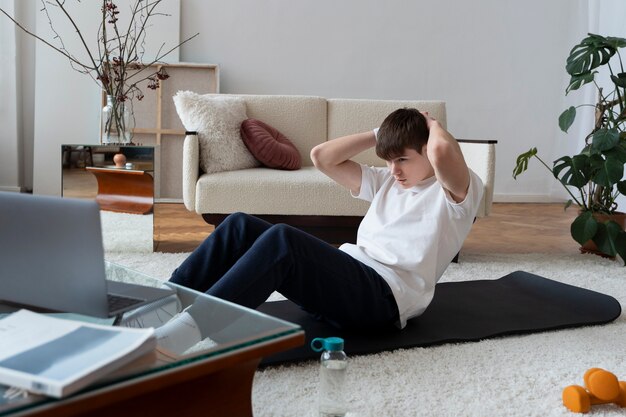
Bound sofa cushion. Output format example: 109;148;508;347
194;167;370;216
173;91;259;174
240;119;301;170
219;94;327;166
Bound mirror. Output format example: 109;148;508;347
61;145;155;252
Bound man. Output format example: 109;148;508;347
310;108;482;328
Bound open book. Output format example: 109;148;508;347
0;310;155;398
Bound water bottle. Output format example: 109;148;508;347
311;337;348;417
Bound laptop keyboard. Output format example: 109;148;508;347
107;293;144;312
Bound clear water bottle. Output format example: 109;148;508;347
311;337;348;417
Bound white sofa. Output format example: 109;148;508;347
182;95;495;242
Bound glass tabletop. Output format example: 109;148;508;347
0;261;301;415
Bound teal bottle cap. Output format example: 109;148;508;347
310;337;344;352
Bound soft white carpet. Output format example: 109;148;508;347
100;211;153;253
103;249;626;417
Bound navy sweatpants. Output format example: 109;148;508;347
169;212;399;329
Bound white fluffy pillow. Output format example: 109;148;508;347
173;91;259;174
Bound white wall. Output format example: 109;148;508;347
179;0;589;202
26;0;180;195
31;2;100;195
16;0;35;192
5;0;615;203
0;0;22;192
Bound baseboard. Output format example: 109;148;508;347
154;198;183;204
0;186;26;193
493;193;568;204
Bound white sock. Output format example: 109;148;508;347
120;284;181;329
154;311;202;355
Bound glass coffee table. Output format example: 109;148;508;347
0;262;304;417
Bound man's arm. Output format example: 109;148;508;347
310;131;376;195
423;115;470;203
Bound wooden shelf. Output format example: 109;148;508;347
101;63;220;201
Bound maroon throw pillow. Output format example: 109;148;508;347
240;119;301;170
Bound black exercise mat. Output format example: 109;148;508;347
258;270;621;366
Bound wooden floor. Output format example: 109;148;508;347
154;203;215;252
64;163;582;254
153;203;581;254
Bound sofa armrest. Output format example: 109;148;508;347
458;139;497;217
182;132;200;212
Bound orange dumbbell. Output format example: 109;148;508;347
563;368;626;413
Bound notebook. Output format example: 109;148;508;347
0;192;174;318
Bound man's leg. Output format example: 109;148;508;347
208;223;399;330
157;222;398;353
169;212;273;292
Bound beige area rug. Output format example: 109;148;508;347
103;247;626;417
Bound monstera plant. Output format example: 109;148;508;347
514;33;626;262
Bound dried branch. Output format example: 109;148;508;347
0;0;198;143
51;0;101;77
0;6;93;70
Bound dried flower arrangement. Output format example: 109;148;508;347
1;0;198;143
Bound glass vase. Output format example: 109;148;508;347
101;94;133;144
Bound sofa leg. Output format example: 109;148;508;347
452;252;460;263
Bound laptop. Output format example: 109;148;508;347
0;192;174;318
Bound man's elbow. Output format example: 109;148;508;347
310;145;326;169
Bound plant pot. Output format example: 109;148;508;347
579;212;626;258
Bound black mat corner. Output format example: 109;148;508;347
258;271;621;367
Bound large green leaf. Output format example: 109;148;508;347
566;33;617;76
605;142;626;164
611;72;626;88
566;71;598;94
592;220;623;257
592;128;620;152
553;155;590;187
616;231;626;266
513;148;537;179
589;153;605;170
571;211;598;246
559;107;576;132
605;36;626;49
592;156;624;187
618;180;626;195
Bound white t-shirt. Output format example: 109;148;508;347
339;164;483;328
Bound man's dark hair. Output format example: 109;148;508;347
376;108;429;161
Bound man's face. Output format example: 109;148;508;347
385;147;434;188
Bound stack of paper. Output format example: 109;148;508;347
0;310;155;398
